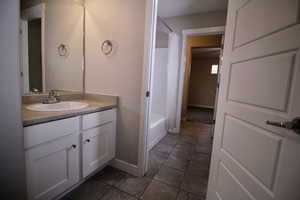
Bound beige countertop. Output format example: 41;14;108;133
22;99;117;127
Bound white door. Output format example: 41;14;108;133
207;0;300;200
26;134;80;200
82;122;115;178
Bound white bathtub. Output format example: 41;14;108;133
148;113;167;150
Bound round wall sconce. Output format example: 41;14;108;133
101;40;113;55
58;43;69;57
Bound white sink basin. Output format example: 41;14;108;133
26;101;89;112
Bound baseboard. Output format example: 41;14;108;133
168;128;180;134
188;104;214;109
110;159;139;176
148;130;167;150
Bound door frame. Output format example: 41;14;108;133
212;46;223;122
175;26;226;133
138;1;226;176
137;0;158;176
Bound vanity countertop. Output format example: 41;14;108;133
22;99;117;127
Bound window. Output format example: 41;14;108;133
211;64;218;74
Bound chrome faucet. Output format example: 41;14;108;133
42;90;60;104
31;88;40;94
49;90;56;97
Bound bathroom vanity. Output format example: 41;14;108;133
19;1;119;199
22;93;117;200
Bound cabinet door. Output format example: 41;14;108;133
26;134;80;200
82;122;116;178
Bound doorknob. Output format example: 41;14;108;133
266;117;300;134
68;144;77;151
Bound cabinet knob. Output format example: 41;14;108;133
85;139;90;143
71;144;77;149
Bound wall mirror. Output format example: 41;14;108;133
20;0;84;94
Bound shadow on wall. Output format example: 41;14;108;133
188;57;219;108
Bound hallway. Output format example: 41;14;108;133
60;122;213;200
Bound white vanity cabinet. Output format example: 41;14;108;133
24;117;80;200
82;109;116;178
24;108;116;200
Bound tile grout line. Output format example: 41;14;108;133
65;126;212;200
99;181;140;200
153;138;186;199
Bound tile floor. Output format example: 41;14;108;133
61;122;213;200
186;107;214;124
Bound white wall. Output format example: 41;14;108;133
189;57;219;107
150;48;168;117
85;0;146;165
0;0;27;198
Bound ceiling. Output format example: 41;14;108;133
158;0;228;18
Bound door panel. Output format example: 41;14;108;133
34;150;68;194
228;52;295;111
207;0;300;200
220;149;274;200
234;0;299;47
82;122;115;178
223;115;282;188
274;139;300;199
217;163;253;200
26;134;79;200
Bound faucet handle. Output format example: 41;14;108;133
54;91;60;98
48;90;56;97
43;90;60;104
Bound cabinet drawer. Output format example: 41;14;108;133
24;117;80;149
82;109;115;130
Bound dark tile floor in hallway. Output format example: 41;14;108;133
61;122;213;200
186;107;214;124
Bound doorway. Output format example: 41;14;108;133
139;0;226;197
138;0;227;198
180;34;223;140
147;17;180;151
186;47;221;124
